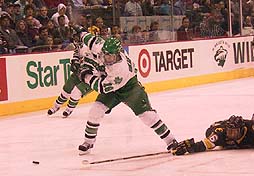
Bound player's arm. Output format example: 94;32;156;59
79;66;107;94
172;127;225;155
70;44;81;74
171;138;207;155
80;32;104;55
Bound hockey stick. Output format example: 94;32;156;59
82;151;171;165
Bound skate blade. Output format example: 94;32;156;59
79;150;91;156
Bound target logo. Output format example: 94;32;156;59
138;49;151;78
0;58;8;101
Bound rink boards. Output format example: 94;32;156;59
1;36;254;116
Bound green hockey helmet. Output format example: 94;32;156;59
102;37;122;54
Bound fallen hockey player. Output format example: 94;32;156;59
172;115;254;155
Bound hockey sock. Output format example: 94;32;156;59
67;97;79;111
84;121;100;143
139;111;175;146
56;93;68;106
151;119;174;145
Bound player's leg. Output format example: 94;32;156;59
78;101;108;154
139;111;177;150
63;82;92;118
48;74;77;115
47;89;70;115
79;93;120;154
62;86;81;118
123;82;177;150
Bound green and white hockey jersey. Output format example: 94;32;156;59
80;32;105;56
84;51;137;94
72;32;105;72
72;32;104;63
79;32;137;93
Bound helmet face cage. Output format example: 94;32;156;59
226;128;242;140
103;53;117;65
226;115;244;140
227;115;244;128
101;37;122;65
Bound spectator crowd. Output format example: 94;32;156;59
0;0;254;54
0;0;114;54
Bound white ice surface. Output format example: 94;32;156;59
1;77;254;176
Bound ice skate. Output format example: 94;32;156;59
78;142;94;155
47;106;60;115
62;108;73;118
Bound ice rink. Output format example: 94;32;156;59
1;77;254;176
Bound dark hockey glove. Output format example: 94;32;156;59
171;138;195;155
70;59;80;74
98;65;105;72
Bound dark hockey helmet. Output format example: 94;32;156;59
226;115;245;140
72;26;87;43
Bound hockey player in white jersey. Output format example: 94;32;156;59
47;30;104;118
78;34;178;154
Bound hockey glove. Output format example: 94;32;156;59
71;59;80;74
171;138;195;155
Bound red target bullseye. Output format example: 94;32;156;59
138;49;151;78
